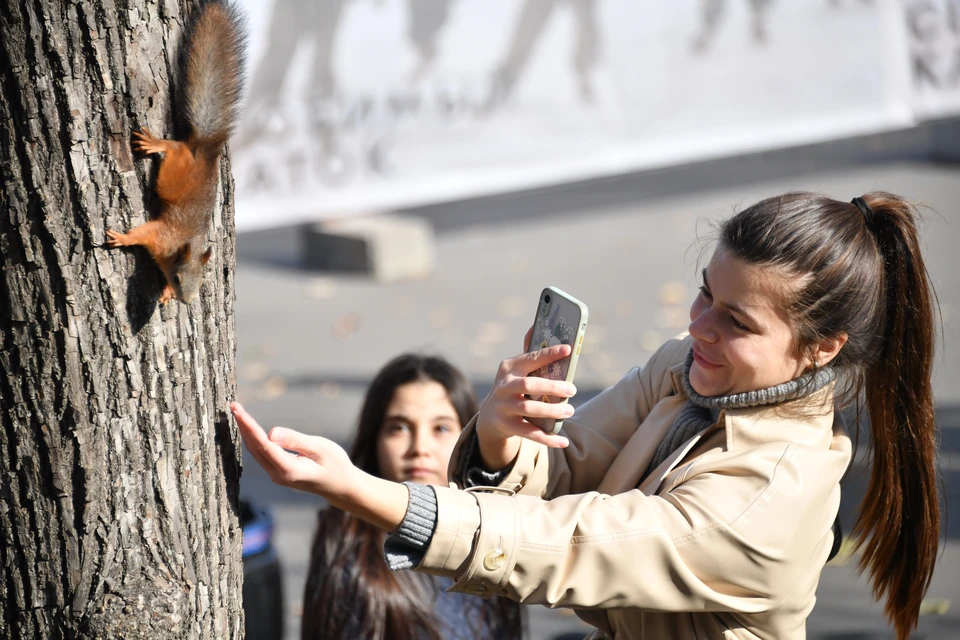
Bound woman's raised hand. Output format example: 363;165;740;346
475;331;577;469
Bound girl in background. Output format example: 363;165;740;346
300;354;523;640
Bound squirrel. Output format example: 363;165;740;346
108;0;246;304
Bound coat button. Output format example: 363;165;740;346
482;548;506;571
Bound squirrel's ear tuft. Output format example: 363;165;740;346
174;244;191;263
200;247;213;265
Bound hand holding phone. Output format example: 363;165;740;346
526;287;588;434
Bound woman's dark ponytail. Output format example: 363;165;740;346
850;193;940;640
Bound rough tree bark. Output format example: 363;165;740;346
1;0;244;637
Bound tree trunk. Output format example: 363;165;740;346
0;1;243;637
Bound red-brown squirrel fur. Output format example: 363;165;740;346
108;0;246;304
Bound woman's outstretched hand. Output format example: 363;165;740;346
475;328;577;470
232;401;356;502
231;402;408;531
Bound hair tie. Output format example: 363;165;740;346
851;197;875;227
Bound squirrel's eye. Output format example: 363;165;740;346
172;275;181;286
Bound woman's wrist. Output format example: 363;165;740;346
337;469;411;533
477;426;521;471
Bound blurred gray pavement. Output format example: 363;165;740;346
236;158;960;639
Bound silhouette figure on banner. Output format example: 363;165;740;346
238;0;345;148
691;0;875;55
408;0;455;82
485;0;600;111
238;0;455;148
690;0;773;54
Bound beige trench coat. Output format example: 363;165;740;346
416;336;852;639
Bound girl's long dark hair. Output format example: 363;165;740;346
720;192;940;639
301;354;522;640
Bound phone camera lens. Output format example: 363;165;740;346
544;294;551;304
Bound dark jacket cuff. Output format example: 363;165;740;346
460;428;514;488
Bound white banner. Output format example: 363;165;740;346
231;0;947;231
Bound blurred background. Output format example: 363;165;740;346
231;1;960;638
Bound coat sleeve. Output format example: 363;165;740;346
447;337;691;498
422;442;840;614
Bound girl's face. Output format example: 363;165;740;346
688;248;808;397
375;380;463;486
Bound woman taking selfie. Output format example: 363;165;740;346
299;354;522;640
235;192;940;640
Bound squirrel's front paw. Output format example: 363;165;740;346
106;229;130;247
159;284;177;305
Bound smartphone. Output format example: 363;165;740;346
526;286;589;434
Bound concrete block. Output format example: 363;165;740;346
301;213;435;282
931;117;960;163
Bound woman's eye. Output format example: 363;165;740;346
384;423;409;434
698;285;712;299
436;424;452;434
731;316;750;331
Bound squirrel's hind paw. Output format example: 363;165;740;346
132;128;165;155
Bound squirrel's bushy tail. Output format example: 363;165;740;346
182;0;247;154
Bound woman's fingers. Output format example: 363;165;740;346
233;402;308;482
503;375;576;399
269;427;335;465
495;377;577;422
508;417;569;448
500;343;572;377
476;342;575;455
516;398;576;421
232;402;279;471
231;401;261;435
268;426;303;452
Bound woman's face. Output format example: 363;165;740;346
375;380;463;486
688;248;808;397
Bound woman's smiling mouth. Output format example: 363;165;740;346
693;348;722;369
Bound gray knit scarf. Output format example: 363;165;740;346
643;349;838;478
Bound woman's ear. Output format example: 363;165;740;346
814;333;848;368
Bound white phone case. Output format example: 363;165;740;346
527;286;589;434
